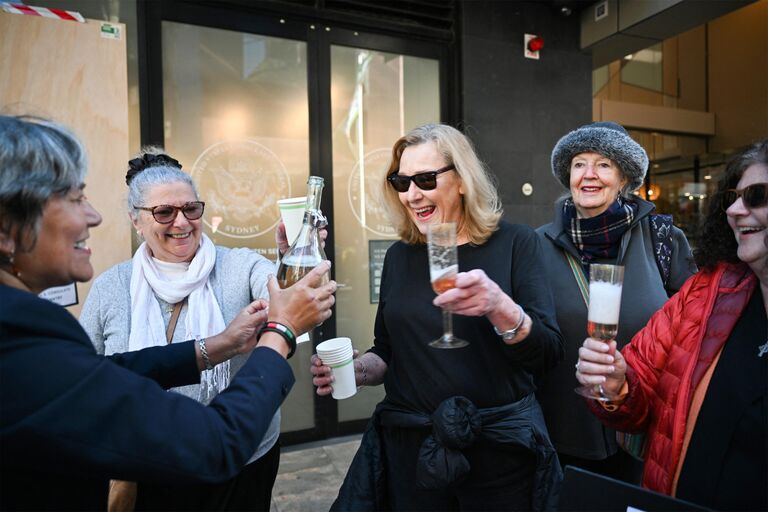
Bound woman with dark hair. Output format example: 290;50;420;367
576;139;768;511
0;115;335;511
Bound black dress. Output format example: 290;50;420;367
676;287;768;511
367;221;564;510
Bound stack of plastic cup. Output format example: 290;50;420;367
316;337;356;400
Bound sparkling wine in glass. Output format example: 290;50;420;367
575;263;624;400
427;223;469;349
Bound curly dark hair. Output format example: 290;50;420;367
125;150;181;186
694;139;768;269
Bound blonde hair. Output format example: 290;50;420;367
381;123;502;245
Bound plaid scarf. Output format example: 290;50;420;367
563;197;638;262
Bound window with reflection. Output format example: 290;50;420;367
161;22;316;431
330;46;440;422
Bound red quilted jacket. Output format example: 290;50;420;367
589;262;757;495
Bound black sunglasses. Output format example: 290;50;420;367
135;201;205;224
387;164;456;193
720;183;768;212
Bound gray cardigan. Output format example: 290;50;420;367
535;197;697;460
80;246;280;463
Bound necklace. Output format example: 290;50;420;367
158;299;175;315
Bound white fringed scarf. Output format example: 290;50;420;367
128;233;229;403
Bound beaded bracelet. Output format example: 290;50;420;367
197;336;214;371
258;321;297;359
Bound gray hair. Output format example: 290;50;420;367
126;146;198;220
0;115;87;252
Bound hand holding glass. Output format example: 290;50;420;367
427;223;468;349
575;263;624;400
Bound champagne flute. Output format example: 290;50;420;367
575;263;624;400
427;223;469;349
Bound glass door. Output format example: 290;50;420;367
144;5;449;442
159;20;317;433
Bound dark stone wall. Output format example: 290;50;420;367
459;0;592;228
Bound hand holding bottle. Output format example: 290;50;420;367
267;260;336;337
277;176;329;289
276;221;328;256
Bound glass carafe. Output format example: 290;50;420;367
276;176;328;289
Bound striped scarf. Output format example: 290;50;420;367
564;197;637;262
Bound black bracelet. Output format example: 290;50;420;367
258;321;297;359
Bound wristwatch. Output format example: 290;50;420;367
493;303;525;341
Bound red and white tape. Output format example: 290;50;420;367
1;2;84;22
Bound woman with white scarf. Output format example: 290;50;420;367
81;149;283;511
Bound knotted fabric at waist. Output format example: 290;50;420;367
379;394;562;510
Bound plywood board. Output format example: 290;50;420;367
0;11;130;316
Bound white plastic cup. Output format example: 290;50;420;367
316;337;353;354
277;196;306;246
316;338;353;362
327;358;356;400
316;347;353;363
316;337;356;400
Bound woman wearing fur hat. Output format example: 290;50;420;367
535;122;697;483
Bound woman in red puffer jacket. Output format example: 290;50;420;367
576;139;768;512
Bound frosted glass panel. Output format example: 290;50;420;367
162;22;314;431
330;46;440;422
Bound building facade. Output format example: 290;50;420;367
7;0;765;444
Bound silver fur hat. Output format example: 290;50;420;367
551;121;648;192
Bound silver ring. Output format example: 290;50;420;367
574;361;580;370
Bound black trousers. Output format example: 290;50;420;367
382;426;536;511
135;439;281;511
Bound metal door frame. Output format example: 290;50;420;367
137;0;456;444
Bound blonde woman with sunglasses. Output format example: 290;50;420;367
80;148;296;511
576;139;768;511
311;123;564;511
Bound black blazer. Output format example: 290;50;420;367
0;285;294;511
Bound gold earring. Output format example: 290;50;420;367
2;252;21;278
